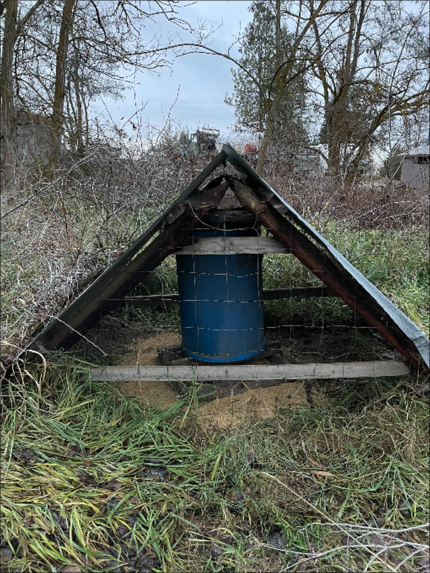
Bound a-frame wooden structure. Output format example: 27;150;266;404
17;144;429;380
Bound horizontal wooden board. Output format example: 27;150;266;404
91;361;409;382
262;286;333;299
176;236;290;255
205;209;258;225
121;286;334;307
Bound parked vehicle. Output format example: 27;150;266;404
181;127;220;155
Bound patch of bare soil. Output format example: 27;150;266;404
120;332;182;366
114;331;325;425
79;327;327;419
119;332;181;409
274;330;400;364
120;380;178;409
197;382;323;430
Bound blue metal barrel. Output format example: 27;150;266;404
176;229;266;363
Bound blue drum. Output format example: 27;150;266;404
176;229;266;363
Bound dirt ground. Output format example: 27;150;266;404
116;331;324;429
196;382;322;429
119;332;181;409
77;316;400;429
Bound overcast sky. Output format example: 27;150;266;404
97;1;253;142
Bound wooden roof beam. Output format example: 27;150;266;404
26;181;230;354
230;177;426;373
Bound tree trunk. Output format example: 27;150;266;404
256;0;282;176
322;0;368;180
73;48;85;157
52;0;76;138
1;0;18;190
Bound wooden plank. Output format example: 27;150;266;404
122;286;334;308
205;209;258;226
176;236;290;255
124;294;180;308
90;361;410;382
263;286;334;299
230;178;423;371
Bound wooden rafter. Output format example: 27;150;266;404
27;176;230;353
229;177;427;372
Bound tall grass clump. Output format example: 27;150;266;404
0;360;233;572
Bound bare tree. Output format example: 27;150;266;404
255;0;329;174
309;0;429;180
1;0;45;186
1;0;213;179
222;0;429;180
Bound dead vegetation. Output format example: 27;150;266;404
1;134;428;362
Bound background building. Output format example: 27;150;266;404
400;145;429;193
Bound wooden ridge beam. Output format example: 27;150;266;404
90;361;410;382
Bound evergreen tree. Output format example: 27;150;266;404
225;1;308;146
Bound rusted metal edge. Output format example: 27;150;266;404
223;144;429;372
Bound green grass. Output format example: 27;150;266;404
1;363;230;572
1;362;429;572
262;223;429;336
